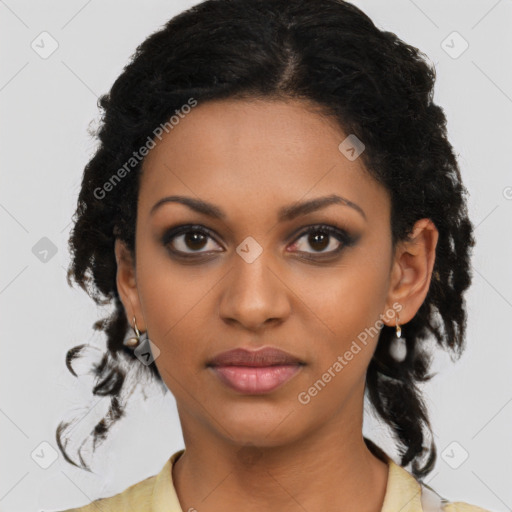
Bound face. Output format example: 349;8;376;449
115;98;437;449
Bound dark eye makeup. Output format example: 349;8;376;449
160;223;359;262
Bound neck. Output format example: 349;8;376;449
172;396;389;512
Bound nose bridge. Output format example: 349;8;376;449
218;239;290;329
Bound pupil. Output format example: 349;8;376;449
186;232;206;250
309;232;328;251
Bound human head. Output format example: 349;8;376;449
57;0;475;479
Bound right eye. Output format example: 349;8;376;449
161;225;224;256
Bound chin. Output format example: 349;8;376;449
212;402;306;448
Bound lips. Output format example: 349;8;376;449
207;347;304;394
207;347;304;367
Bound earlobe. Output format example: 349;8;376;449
384;218;439;325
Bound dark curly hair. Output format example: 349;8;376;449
57;0;475;481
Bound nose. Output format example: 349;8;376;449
218;249;291;332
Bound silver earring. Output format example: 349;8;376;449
124;316;143;348
389;313;407;362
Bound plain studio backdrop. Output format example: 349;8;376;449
1;1;511;511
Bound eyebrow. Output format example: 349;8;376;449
150;193;366;222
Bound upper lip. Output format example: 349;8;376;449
207;347;304;367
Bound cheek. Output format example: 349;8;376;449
297;248;391;338
296;246;392;386
134;247;219;393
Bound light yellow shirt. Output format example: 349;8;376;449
55;449;492;512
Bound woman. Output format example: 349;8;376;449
53;0;491;510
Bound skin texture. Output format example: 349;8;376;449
115;98;438;512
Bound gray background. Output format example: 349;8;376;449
1;0;511;511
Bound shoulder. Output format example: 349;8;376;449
50;449;184;512
385;456;491;512
51;472;157;512
443;502;493;512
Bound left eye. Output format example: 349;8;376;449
289;225;348;255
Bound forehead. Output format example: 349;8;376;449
139;98;388;222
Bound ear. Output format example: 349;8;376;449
383;218;439;326
114;239;146;331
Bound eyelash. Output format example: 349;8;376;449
161;223;356;261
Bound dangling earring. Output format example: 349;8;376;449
124;316;142;348
389;312;407;362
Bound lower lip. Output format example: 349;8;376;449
209;364;302;394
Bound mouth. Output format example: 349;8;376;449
206;347;305;394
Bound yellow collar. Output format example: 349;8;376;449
381;457;424;512
152;449;184;512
